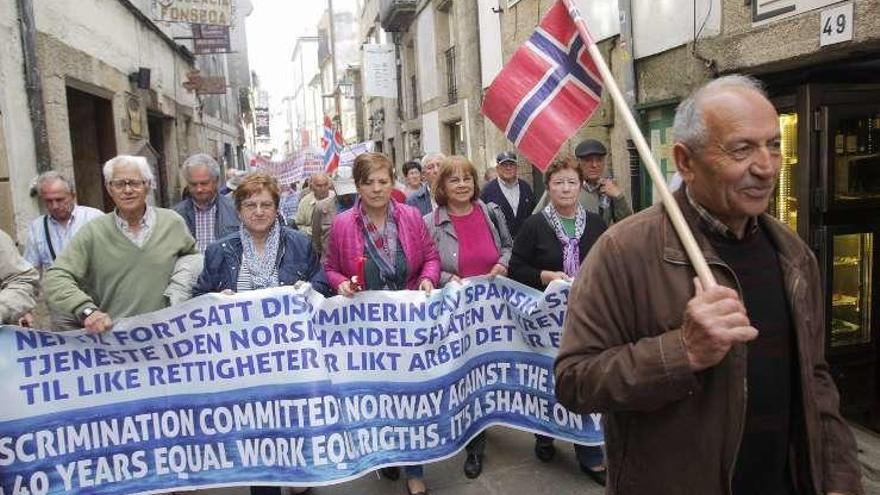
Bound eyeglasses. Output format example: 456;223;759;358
108;179;148;191
718;138;782;162
240;201;276;213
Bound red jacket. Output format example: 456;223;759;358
323;201;440;291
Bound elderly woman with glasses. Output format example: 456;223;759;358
192;172;327;495
193;172;330;299
44;155;199;333
508;157;609;486
422;155;512;479
323;152;439;495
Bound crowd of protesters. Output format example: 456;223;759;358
0;75;864;495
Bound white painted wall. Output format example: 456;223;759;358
477;0;503;88
422;111;440;154
416;7;438;103
632;0;721;59
0;0;39;238
574;0;620;42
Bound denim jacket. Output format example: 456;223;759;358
193;226;331;297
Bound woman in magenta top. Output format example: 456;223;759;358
423;156;513;479
322;151;439;495
324;152;440;295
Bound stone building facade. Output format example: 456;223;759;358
0;0;253;240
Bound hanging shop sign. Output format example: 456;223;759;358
255;107;270;139
182;70;227;95
193;24;232;54
154;0;233;27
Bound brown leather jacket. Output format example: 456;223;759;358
555;189;862;495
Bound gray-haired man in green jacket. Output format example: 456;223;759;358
44;155;198;333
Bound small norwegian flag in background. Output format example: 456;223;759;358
321;115;344;174
481;0;603;171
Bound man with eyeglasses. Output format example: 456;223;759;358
532;139;632;226
44;155;198;333
555;75;862;495
172;153;240;253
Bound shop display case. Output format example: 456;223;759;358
771;113;799;231
830;232;874;348
765;85;880;428
828;110;880;206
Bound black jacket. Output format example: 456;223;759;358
479;178;535;237
509;211;606;290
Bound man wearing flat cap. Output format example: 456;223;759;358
575;139;632;225
480;151;535;237
535;139;633;225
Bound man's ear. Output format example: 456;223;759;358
673;143;696;183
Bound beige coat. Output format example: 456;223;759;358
0;230;39;324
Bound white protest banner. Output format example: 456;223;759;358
362;44;397;98
339;141;375;169
0;277;601;494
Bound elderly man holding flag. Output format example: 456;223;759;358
482;0;863;493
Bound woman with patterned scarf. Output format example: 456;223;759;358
193;172;331;299
508;156;608;486
323;152;440;495
192;172;330;495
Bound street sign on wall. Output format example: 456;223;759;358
154;0;233;26
819;2;854;47
753;0;842;25
363;44;396;98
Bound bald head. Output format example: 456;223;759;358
673;75;769;153
672;75;781;237
310;172;331;200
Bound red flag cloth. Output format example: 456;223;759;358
481;0;603;171
321;115;343;174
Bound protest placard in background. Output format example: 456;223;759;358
0;277;600;494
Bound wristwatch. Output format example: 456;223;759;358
79;306;98;322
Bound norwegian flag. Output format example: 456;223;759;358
481;0;603;171
321;115;344;174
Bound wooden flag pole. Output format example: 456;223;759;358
561;0;717;288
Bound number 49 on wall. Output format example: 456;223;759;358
820;2;854;47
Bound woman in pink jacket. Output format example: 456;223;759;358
323;151;440;495
324;152;440;295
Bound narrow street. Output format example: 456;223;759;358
201;427;606;495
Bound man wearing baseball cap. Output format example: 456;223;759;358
479;151;536;237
